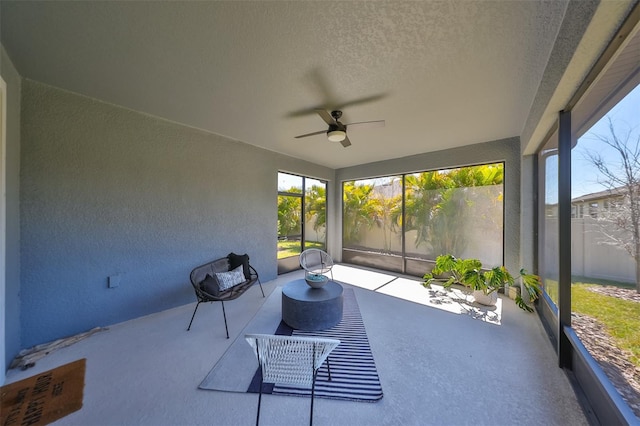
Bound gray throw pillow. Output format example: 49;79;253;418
200;274;221;296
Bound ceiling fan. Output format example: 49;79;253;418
294;109;385;148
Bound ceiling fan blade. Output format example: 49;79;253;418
315;109;335;126
294;129;327;139
287;94;387;119
287;106;325;118
340;135;352;148
334;93;388;110
345;120;385;130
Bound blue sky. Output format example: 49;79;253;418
573;84;640;198
278;172;325;192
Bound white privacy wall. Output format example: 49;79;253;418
542;217;636;284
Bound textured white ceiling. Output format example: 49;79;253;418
1;1;569;169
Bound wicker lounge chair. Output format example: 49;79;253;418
245;333;340;426
188;253;264;338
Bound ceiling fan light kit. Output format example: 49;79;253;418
327;129;346;142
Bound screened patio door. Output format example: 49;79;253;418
277;172;326;274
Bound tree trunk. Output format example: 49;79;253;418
633;195;640;292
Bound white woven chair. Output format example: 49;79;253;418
245;333;340;426
299;249;334;282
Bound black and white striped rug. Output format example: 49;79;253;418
247;288;383;402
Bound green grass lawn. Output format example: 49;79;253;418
277;240;324;259
543;277;639;368
572;280;640;367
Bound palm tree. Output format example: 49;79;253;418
305;184;327;243
401;171;451;252
371;180;402;253
277;189;302;238
342;181;378;247
401;164;503;258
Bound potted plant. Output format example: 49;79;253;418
422;254;542;312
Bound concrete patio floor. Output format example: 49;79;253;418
5;264;590;425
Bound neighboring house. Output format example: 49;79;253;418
571;187;627;219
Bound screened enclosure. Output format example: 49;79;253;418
342;163;504;275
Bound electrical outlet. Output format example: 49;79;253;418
108;274;121;288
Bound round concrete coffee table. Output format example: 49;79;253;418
282;279;343;331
